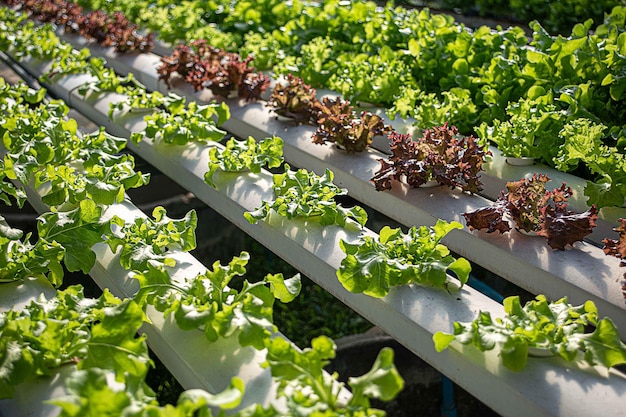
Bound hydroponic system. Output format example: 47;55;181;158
0;0;625;416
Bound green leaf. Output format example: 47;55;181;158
50;368;245;416
133;252;289;349
348;347;404;405
50;369;132;417
501;337;529;372
266;273;302;303
583;318;626;368
140;101;228;146
0;220;65;286
0;286;143;400
205;136;284;188
81;300;151;380
584;179;626;209
0;340;36;399
553;119;607;173
337;237;394;297
447;257;471;286
264;335;401;414
178;377;245;410
433;332;456;352
107;206;197;272
38;199;111;273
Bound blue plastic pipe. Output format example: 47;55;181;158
467;276;505;303
441;376;458;417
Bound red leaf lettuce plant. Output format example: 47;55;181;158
371;123;489;192
267;74;322;125
268;76;390;152
158;40;269;101
312;97;391;153
464;173;598;250
9;0;154;53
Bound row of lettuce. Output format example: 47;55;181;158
7;0;626;210
1;8;626;415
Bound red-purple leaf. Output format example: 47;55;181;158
371;123;489;191
370;159;398;191
158;40;266;100
602;219;626;259
12;0;154;53
463;203;511;234
464;173;598;250
602;219;626;299
239;72;270;102
537;206;598;250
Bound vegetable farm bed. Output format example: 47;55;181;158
42;25;626;338
1;2;626;417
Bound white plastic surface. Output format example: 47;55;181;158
0;276;55;313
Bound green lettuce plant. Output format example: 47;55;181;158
337;220;471;298
204;136;284;188
132;252;301;350
262;335;404;416
0;216;64;286
433;295;626;372
105;206;198;272
556;119;626;209
0;285;150;399
130;100;230;145
476;95;565;161
244;166;368;228
51;369;245;417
